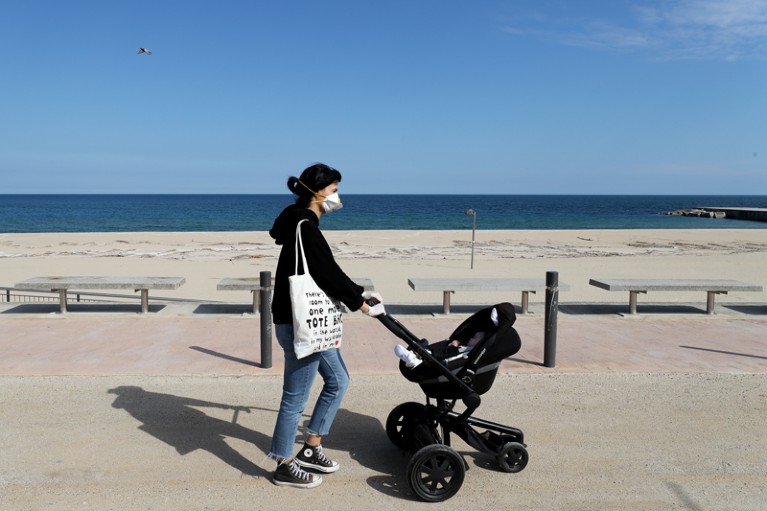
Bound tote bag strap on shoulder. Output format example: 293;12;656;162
294;219;311;277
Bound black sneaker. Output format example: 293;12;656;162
273;459;323;489
295;443;340;473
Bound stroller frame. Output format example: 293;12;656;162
375;309;528;502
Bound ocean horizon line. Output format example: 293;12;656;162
2;193;767;197
2;194;765;233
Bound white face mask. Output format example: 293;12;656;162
321;192;343;214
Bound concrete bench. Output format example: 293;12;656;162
218;277;374;314
14;276;186;314
588;278;763;315
407;278;570;314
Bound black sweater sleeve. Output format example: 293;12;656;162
299;221;365;312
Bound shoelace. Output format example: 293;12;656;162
287;460;312;481
313;446;332;465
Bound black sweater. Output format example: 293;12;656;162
270;204;364;324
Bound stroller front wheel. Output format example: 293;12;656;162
497;441;528;473
386;402;426;450
406;444;465;502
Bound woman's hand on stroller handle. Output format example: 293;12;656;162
362;291;386;317
362;290;382;302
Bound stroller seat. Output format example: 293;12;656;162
399;302;521;399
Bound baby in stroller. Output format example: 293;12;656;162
374;302;528;502
395;302;520;386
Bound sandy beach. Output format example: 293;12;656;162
2;228;767;307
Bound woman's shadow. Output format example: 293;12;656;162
108;386;272;478
108;386;421;499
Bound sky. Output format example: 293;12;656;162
1;0;766;195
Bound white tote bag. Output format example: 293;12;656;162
289;220;343;359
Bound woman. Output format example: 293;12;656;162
268;163;384;489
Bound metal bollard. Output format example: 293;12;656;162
544;271;559;368
259;270;273;369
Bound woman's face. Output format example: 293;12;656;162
316;181;339;199
308;180;342;216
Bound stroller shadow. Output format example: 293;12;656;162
311;408;415;500
108;386;272;478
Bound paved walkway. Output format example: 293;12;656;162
1;303;766;510
1;302;766;375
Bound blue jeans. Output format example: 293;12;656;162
269;323;350;460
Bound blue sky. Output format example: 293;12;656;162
1;0;766;194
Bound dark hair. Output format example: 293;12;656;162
287;163;342;207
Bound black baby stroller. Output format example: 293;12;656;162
374;302;528;502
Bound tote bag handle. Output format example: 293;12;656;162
294;219;311;277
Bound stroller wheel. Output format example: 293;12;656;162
407;444;465;502
497;442;528;473
386;402;425;450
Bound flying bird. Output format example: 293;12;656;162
137;48;152;55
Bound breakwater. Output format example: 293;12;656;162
661;207;767;223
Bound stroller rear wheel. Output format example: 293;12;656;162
497;441;528;473
386;402;426;450
406;444;465;502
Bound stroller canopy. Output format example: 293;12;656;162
448;302;520;364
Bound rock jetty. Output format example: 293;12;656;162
660;208;726;218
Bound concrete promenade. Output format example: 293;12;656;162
1;302;766;510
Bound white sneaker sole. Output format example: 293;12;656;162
295;459;340;474
272;475;323;489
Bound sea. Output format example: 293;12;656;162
1;195;766;232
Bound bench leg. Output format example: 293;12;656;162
442;291;454;314
707;291;726;315
628;291;646;315
139;289;149;313
56;289;67;314
252;290;260;315
521;290;536;314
